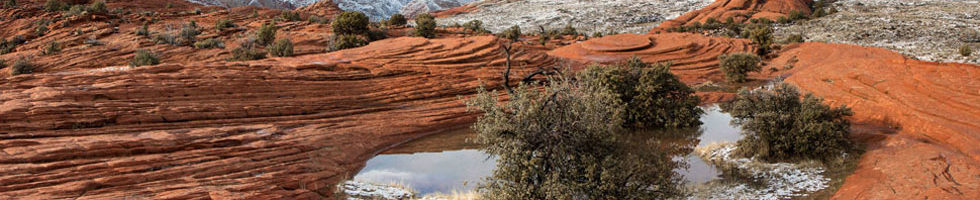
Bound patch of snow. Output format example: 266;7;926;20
690;143;830;200
341;180;416;200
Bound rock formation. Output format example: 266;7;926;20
656;0;813;30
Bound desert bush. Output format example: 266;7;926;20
331;11;369;35
178;21;202;45
561;24;577;36
43;41;61;55
787;10;807;21
3;0;15;9
66;5;85;16
308;16;329;24
730;83;853;162
388;13;407;26
367;28;387;41
215;19;236;31
230;39;266;61
747;24;774;56
719;53;762;83
154;33;177;45
9;58;32;75
331;34;366;51
577;58;703;128
193;38;224;49
0;59;5;69
44;0;68;12
130;49;160;67
414;13;437;38
267;38;293;57
960;45;973;57
279;11;302;21
498;25;521;41
87;0;107;14
34;24;49;36
463;20;488;33
1;39;18;54
254;23;277;46
784;34;804;43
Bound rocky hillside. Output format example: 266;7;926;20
188;0;477;21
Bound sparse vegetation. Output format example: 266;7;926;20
332;11;369;35
44;0;68;12
960;45;973;57
215;19;236;31
43;41;61;55
388;14;407;26
331;34;366;51
414;13;437;38
193;38;224;49
1;38;18;54
747;24;774;56
279;11;302;22
719;53;762;83
154;33;177;45
10;58;33;75
784;34;804;44
267;38;294;57
463;20;488;34
498;25;521;41
730;83;853;163
230;39;266;61
254;23;277;46
130;49;160;67
787;10;807;21
87;0;107;14
561;24;577;36
178;21;202;46
3;0;15;9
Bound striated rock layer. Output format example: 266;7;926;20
775;43;980;199
0;36;557;199
655;0;813;30
548;33;755;83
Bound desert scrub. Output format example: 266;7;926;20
561;24;577;36
719;53;762;83
193;38;224;49
414;13;437;38
747;24;774;56
331;34;366;51
135;24;150;36
0;38;17;54
267;38;294;57
42;41;61;55
230;39;266;61
961;45;973;57
332;11;369;35
178;21;202;45
462;20;488;34
3;0;15;9
278;11;302;22
729;83;853;163
44;0;68;12
388;14;407;26
10;58;33;75
577;58;703;128
215;19;236;31
130;49;160;67
784;34;804;44
87;0;107;14
254;23;277;46
498;25;520;41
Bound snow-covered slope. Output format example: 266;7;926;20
186;0;475;21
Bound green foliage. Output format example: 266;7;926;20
193;38;224;49
88;0;107;14
230;39;266;61
44;0;68;12
9;58;32;75
388;13;407;26
747;24;774;56
331;11;369;35
66;5;85;16
154;33;177;45
730;83;853;162
43;41;61;55
254;23;277;46
267;38;293;57
178;21;202;45
414;13;437;38
1;38;18;54
215;19;236;31
308;16;329;24
561;24;577;36
960;45;973;57
577;58;703;128
463;20;488;33
331;34;366;51
34;23;50;36
279;11;302;21
719;53;762;83
0;59;5;69
498;25;521;41
130;49;160;67
367;28;387;41
466;63;692;199
3;0;15;9
785;34;804;44
787;10;807;21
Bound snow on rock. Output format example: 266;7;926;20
341;180;416;200
438;0;713;34
334;0;475;21
690;143;831;200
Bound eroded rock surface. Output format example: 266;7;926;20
656;0;813;30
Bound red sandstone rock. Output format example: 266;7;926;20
654;0;813;31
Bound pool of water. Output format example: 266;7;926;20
351;105;742;196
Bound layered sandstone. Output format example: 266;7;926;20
656;0;813;30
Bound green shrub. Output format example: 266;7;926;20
719;53;762;83
388;13;407;26
87;0;107;14
788;10;807;21
9;58;32;75
66;5;85;16
784;34;804;43
215;19;236;31
1;39;18;54
960;45;973;57
730;83;853;162
498;25;521;41
43;41;61;55
3;0;15;9
279;11;302;21
254;23;277;46
154;33;177;45
747;24;774;56
561;24;577;36
178;21;201;45
414;13;437;38
577;58;703;128
463;20;486;33
130;49;160;67
367;28;387;41
230;39;266;61
34;24;49;36
44;0;68;12
0;59;5;69
331;11;369;35
308;16;329;24
267;38;293;57
331;34;366;51
193;38;224;49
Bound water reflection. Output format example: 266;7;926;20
352;105;741;196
